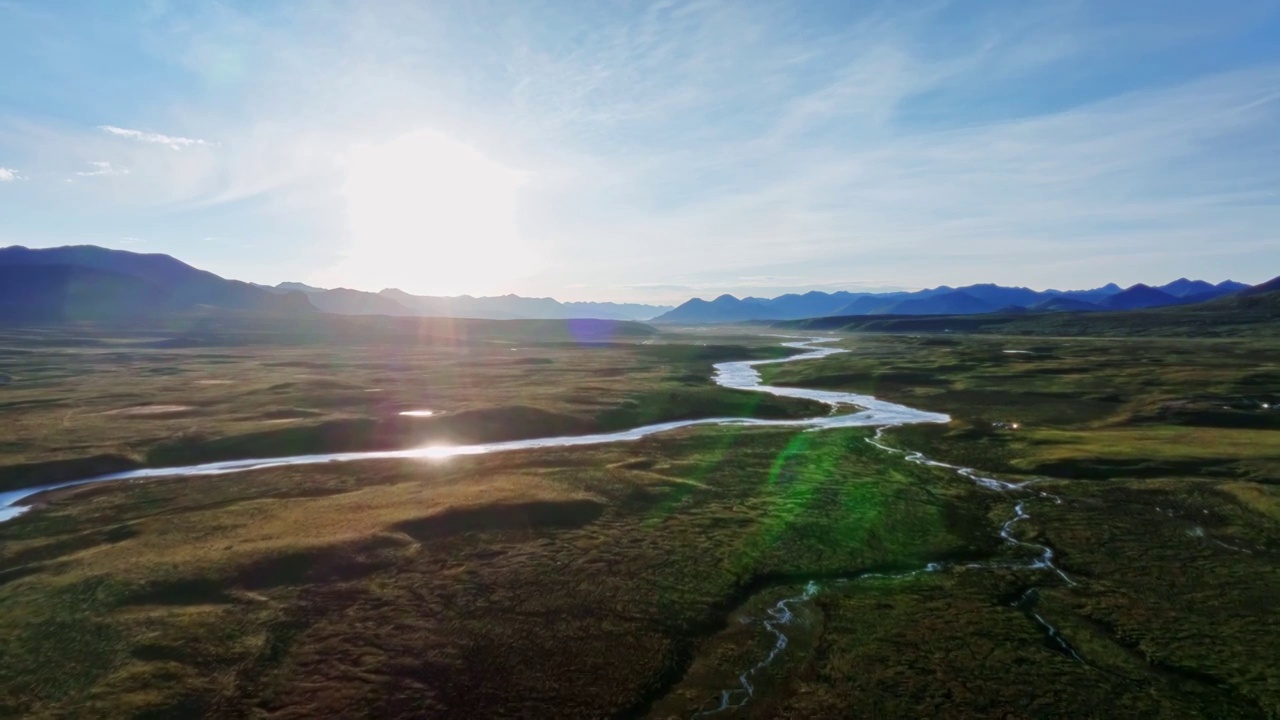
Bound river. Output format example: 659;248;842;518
0;338;1080;718
0;338;946;522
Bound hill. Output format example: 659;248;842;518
873;290;995;315
1216;280;1253;293
1236;275;1280;297
949;283;1046;308
1030;297;1102;312
1159;278;1250;298
263;314;660;345
562;301;671;321
1101;284;1182;310
0;246;311;321
832;295;898;315
748;290;863;319
1049;282;1123;304
0;265;167;321
274;286;414;316
653;294;780;323
1160;278;1219;298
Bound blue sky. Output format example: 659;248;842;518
1;0;1278;303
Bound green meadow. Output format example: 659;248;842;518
1;325;1277;717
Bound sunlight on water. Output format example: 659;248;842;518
0;338;949;522
421;445;459;459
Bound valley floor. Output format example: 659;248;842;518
1;327;1277;717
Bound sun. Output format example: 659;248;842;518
338;129;537;295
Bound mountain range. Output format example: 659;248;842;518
0;246;672;322
778;272;1280;338
262;282;671;321
653;279;1252;323
0;245;1264;325
0;245;312;321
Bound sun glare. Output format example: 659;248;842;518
340;130;536;295
421;444;461;460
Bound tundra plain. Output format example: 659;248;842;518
1;324;1278;718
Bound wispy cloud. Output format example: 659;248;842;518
0;166;18;181
98;124;212;150
74;160;129;177
2;1;1277;298
500;3;1280;296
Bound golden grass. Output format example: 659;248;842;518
0;426;983;718
0;332;820;491
1023;427;1280;462
27;468;592;586
1220;482;1280;521
4;329;1280;717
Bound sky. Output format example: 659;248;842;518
1;0;1279;304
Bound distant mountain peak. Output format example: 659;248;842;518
276;281;325;293
650;276;1246;324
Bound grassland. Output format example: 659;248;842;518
774;286;1280;338
759;332;1280;716
762;333;1280;480
0;324;821;491
2;324;1279;718
1;424;1002;718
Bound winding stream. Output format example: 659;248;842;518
0;338;1081;718
0;339;945;522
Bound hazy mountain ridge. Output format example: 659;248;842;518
264;284;673;320
0;246;673;322
1100;284;1180;310
0;246;312;321
0;245;1260;325
778;273;1280;338
654;278;1252;323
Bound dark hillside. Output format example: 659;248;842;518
0;245;311;319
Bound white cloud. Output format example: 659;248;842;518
513;58;1280;296
98;124;212;150
3;1;1277;299
74;160;129;177
0;166;19;181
